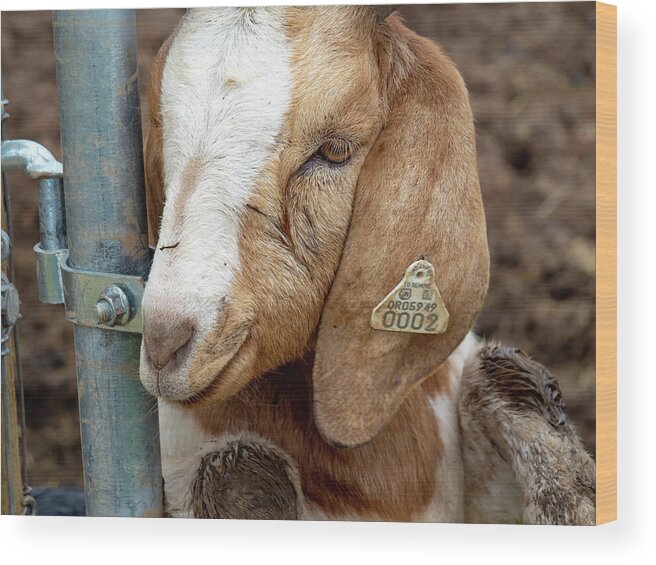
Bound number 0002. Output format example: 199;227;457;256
382;311;439;332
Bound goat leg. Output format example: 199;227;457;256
459;343;596;525
190;436;302;520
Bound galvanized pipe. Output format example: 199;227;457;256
37;178;67;251
1;139;66;251
1;138;63;179
53;9;163;517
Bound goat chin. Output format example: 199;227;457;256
139;328;250;403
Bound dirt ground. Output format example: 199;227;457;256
1;3;596;488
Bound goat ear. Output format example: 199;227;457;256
312;34;489;448
144;124;165;246
144;31;175;246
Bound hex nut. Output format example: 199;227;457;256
1;230;11;262
1;274;21;331
93;285;131;327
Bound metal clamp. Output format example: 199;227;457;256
33;242;148;334
33;243;147;333
61;258;145;333
34;243;67;304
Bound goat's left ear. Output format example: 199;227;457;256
312;29;490;448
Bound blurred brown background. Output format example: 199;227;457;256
1;3;596;488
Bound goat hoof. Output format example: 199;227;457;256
477;344;568;428
191;439;300;520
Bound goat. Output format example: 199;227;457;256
140;6;595;524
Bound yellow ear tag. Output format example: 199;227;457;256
370;260;449;335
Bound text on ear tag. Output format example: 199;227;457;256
370;260;449;335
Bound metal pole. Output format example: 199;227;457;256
37;178;66;251
52;9;163;517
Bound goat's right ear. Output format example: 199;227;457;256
312;27;490;448
144;31;175;246
144;122;164;246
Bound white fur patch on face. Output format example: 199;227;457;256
145;7;292;337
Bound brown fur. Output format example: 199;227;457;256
309;13;488;446
193;355;451;521
145;7;487;520
144;28;175;246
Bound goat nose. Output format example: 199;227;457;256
143;313;194;370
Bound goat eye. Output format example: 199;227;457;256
317;139;353;165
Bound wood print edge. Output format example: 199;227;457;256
595;0;617;526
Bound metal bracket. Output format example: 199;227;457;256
34;243;67;304
60;261;145;333
2;137;147;334
34;243;145;333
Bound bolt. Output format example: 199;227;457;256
92;285;130;327
93;298;116;326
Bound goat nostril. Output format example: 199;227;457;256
144;320;195;371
